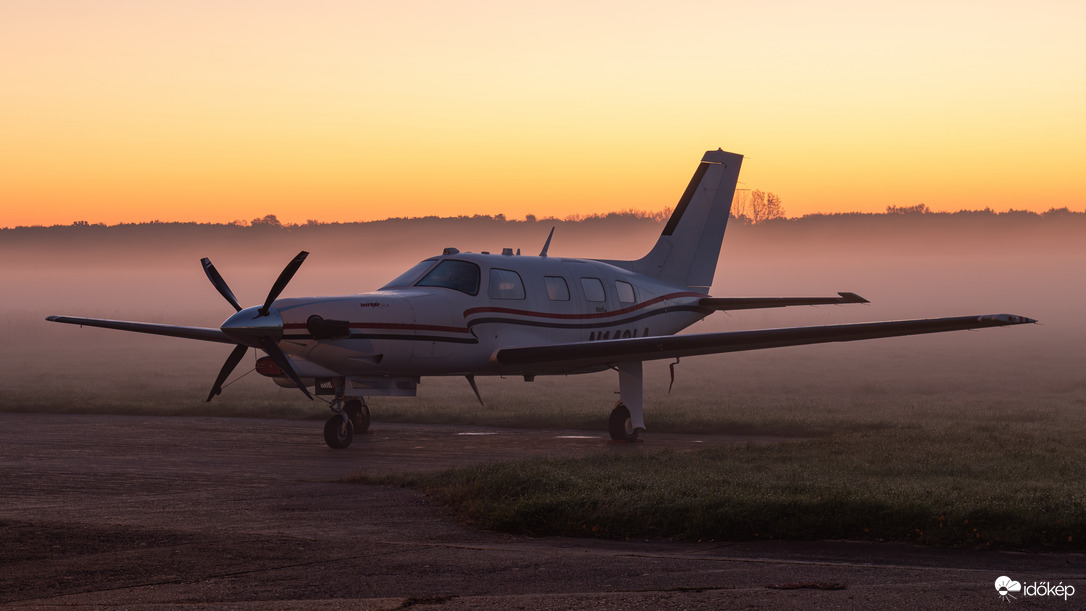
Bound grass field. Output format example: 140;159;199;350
350;340;1086;550
359;421;1086;549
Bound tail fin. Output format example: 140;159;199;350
605;149;743;292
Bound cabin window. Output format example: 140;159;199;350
615;280;636;304
580;277;606;302
415;259;480;295
381;258;437;289
489;268;525;300
544;276;570;301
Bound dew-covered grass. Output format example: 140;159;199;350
358;412;1086;549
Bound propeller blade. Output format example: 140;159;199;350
259;251;309;316
201;257;243;312
258;336;313;400
206;344;248;402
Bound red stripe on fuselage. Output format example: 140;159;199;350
461;292;705;320
282;322;470;334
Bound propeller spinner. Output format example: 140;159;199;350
202;251;313;402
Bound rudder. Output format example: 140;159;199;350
605;149;743;292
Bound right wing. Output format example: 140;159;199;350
699;292;868;311
492;313;1035;374
46;316;233;344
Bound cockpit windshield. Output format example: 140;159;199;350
414;259;481;295
380;259;438;290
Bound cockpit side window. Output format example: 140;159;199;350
381;259;438;289
415;260;481;295
489;268;526;299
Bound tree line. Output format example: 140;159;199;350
4;203;1084;234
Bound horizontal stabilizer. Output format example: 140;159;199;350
492;314;1036;373
699;292;869;311
46;316;233;344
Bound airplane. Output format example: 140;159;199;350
47;149;1036;449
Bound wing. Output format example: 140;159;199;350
699;291;868;311
492;314;1035;373
46;316;233;344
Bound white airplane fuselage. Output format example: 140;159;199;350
274;253;707;383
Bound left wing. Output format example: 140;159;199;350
492;314;1035;373
45;316;233;344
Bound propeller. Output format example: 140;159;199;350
202;251;313;402
201;257;242;312
259;337;313;399
260;251;308;316
206;344;248;402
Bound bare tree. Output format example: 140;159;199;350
748;190;786;224
766;192;784;220
731;189;751;222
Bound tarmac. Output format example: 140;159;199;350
1;412;1082;609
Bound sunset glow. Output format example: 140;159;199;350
2;1;1083;227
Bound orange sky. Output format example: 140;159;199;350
2;1;1084;227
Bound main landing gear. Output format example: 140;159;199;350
609;402;639;442
609;362;646;442
323;396;370;449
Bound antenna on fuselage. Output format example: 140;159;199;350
539;226;556;257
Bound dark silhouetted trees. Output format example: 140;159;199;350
887;203;931;215
251;214;282;228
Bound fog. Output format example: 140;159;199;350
2;214;1083;417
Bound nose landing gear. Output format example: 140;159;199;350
323;413;353;449
323;392;371;449
344;398;371;435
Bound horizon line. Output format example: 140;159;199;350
3;205;1085;231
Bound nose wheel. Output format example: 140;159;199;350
323;413;353;449
323;396;370;449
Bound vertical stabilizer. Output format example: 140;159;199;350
604;149;743;292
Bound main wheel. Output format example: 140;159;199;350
323;413;354;449
344;399;371;434
608;402;639;442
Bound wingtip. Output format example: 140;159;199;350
981;314;1038;325
837;292;870;304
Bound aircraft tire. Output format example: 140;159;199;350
608;402;639;442
344;399;371;434
323;413;354;449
